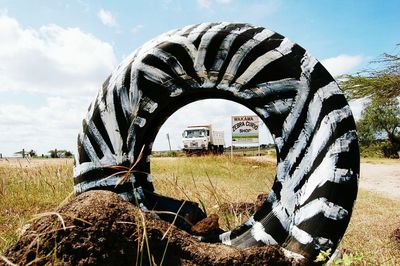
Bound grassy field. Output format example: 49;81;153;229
0;156;399;264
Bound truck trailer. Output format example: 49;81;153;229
182;125;224;155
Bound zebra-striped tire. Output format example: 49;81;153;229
73;22;359;260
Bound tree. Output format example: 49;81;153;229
48;149;74;158
13;149;36;158
27;149;37;157
357;98;400;158
340;45;400;158
341;44;400;100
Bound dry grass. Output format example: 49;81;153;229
340;189;400;265
151;156;276;229
0;156;399;265
0;159;73;252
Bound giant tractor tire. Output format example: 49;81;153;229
73;22;359;260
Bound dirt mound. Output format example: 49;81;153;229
2;191;307;265
391;227;400;243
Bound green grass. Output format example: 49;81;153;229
1;156;399;265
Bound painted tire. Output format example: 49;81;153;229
73;23;359;260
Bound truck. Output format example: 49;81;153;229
182;125;225;155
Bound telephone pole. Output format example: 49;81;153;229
166;133;172;151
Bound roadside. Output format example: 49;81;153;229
247;156;400;200
2;156;398;200
359;160;400;200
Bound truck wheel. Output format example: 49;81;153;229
73;23;359;260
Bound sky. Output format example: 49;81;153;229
0;0;399;156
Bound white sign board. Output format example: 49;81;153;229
231;115;259;145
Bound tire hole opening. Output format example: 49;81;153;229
148;99;277;234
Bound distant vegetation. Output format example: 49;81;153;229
12;148;74;159
341;44;400;158
151;146;276;158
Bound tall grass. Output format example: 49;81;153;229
151;156;275;229
1;156;399;265
0;159;73;252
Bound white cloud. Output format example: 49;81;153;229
0;12;116;96
97;9;117;27
197;0;213;9
196;0;233;10
216;0;232;3
0;97;88;156
0;12;117;156
349;98;368;121
131;24;144;34
321;54;363;77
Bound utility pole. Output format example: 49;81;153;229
166;133;172;151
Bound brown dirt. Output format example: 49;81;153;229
249;156;400;200
391;228;400;244
220;193;268;215
1;190;307;266
191;214;223;236
359;161;400;200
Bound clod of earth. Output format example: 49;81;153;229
219;193;268;215
391;227;400;244
1;191;308;265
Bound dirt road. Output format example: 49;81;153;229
359;160;400;200
247;156;399;200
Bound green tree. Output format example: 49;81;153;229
48;149;59;158
27;149;37;157
357;98;400;158
48;149;73;158
14;149;25;158
341;45;400;100
13;149;36;158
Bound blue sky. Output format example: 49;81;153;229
0;0;399;156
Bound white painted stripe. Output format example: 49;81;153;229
252;78;299;98
186;22;215;42
165;35;198;63
278;52;318;151
210;25;254;74
219;231;232;245
277;105;352;183
220;29;275;85
290;106;352;181
290;225;313;244
147;47;186;76
87;120;115;161
118;82;133;121
234;38;294;86
139;63;172;84
294;197;348;225
140;96;158;113
297;133;357;205
276;82;342;178
251;222;278;244
98;97;124;162
194;22;230;76
81;134;101;165
133;116;146;128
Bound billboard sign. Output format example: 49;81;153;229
231;115;259;144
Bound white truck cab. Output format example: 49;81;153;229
182;125;224;155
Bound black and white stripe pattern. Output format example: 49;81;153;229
74;23;359;260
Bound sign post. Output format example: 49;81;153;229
231;115;259;158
